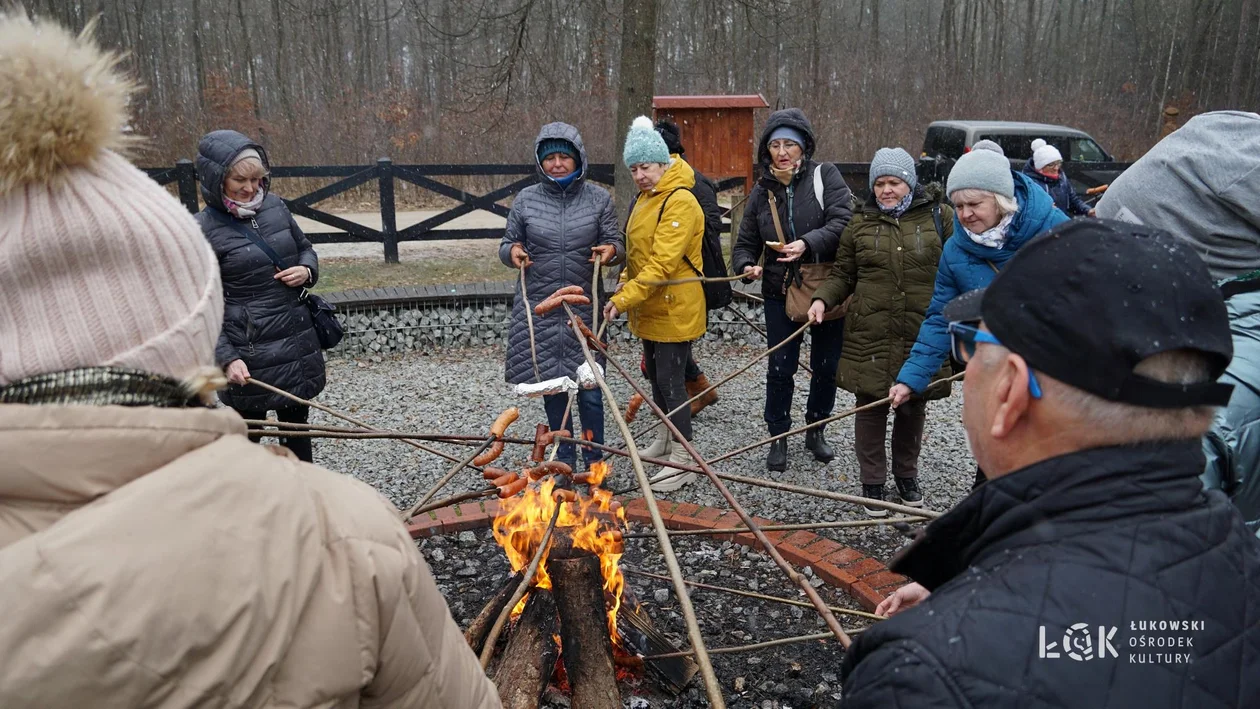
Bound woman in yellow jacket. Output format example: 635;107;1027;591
605;117;707;491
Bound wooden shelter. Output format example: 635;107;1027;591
652;94;769;193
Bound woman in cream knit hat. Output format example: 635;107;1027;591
0;14;498;708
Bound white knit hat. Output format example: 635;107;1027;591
0;15;222;385
1033;144;1064;170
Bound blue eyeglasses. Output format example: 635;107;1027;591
947;322;1043;399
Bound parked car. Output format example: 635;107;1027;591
922;120;1114;162
918;120;1124;195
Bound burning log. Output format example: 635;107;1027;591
464;572;522;655
492;589;559;709
548;551;621;709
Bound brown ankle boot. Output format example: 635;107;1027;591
686;374;719;416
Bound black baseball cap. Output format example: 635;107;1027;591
942;219;1234;408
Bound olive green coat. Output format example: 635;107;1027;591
813;191;955;400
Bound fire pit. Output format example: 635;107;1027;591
424;453;871;708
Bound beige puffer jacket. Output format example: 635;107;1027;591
0;403;500;708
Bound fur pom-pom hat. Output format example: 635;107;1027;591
0;14;222;386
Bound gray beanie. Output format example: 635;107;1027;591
868;147;917;192
947;149;1015;199
970;139;1005;156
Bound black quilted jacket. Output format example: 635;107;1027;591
195;130;325;411
840;441;1260;709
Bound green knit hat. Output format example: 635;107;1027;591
622;116;670;168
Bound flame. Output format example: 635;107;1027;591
491;461;627;638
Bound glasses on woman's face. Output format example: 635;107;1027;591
947;321;1043;399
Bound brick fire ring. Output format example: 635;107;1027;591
407;497;907;612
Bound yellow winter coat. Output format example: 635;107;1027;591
611;156;707;343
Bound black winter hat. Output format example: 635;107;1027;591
654;118;684;155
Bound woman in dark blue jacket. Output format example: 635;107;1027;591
1021;140;1093;217
195;130;325;462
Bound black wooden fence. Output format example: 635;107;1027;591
144;158;1128;263
145;160;741;263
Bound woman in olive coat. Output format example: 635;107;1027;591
810;148;952;515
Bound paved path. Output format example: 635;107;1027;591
295;209;505;260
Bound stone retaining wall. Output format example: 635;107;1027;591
331;297;784;359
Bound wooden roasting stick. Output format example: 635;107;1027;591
244;377;468;465
632;320;810;439
520;265;542;382
570;305;854;652
561;304;726;708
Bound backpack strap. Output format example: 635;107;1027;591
208;209;287;271
932;202;944;239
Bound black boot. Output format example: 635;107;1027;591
805;427;835;463
766;439;788;472
894;477;924;507
861;484;887;518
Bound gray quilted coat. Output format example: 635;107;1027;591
499;124;622;384
194;130;325;411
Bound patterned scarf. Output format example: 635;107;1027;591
877;191;915;218
0;368;200;407
224;188;266;218
963;213;1015;249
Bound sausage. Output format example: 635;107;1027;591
536;461;573;477
481;466;510;481
472;440;505;466
491;471;518;487
574;318;598;344
550;285;586;298
498;476;530;498
543;429;571;446
552;488;578;503
530;423;550;462
573;472;594;484
534;293;591;315
533;297;560;316
490;407;519;437
625;393;644;423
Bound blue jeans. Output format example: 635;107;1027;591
544;388;604;467
763;296;843;435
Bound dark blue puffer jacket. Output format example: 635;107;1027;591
195;130;325;411
896;171;1069;393
498;123;622;384
1022;158;1092;216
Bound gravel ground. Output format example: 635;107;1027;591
314;340;974;563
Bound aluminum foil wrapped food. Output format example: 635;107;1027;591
576;361;603;390
513;376;578;398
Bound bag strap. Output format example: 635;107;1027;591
209;209;287;271
813;164;824;211
932;202;944;239
766;191;788;245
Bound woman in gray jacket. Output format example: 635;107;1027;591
500;123;622;469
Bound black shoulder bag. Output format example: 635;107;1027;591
210;210;344;350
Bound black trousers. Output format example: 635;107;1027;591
643;340;694;441
234;403;313;462
763;296;843;435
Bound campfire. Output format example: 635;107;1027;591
467;457;698;708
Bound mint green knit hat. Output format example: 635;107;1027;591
622;116;670;168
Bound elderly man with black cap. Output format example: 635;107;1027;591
839;220;1260;709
